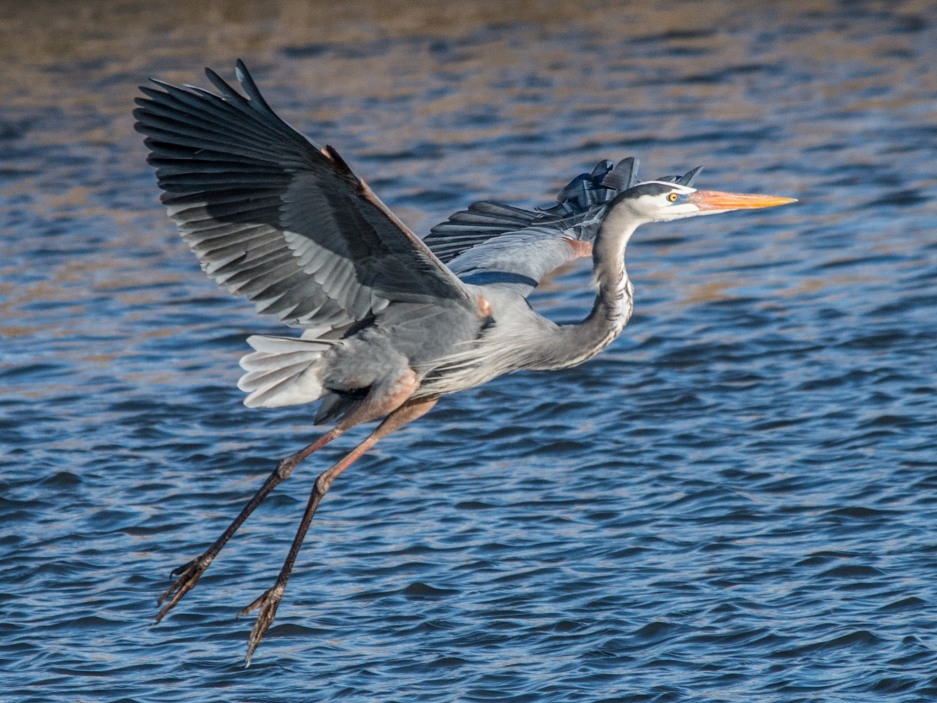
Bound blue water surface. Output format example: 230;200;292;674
1;1;936;701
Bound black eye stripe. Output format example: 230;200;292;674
618;183;666;200
613;181;690;205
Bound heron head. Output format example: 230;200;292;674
614;177;797;224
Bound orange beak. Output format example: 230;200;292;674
688;190;798;212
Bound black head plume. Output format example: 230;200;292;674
657;165;703;187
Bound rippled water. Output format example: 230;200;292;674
2;1;937;701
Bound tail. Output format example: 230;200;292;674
237;335;333;408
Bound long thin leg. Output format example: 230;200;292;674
156;425;345;622
240;395;438;665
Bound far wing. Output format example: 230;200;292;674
425;157;702;298
424;158;628;264
134;60;474;332
426;159;637;297
420;201;543;264
444;221;602;297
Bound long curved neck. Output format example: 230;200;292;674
547;207;639;369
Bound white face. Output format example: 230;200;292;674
622;181;796;223
622;181;709;223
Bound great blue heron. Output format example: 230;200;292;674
134;60;795;664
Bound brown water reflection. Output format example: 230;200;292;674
2;0;936;389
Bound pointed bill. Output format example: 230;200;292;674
688;190;798;212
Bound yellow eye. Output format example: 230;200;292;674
668;192;679;202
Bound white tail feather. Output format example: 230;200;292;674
238;335;333;408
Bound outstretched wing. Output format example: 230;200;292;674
134;60;474;332
425;158;639;297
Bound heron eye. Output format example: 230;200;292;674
668;192;679;202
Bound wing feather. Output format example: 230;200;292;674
135;60;473;331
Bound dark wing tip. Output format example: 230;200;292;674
601;156;639;191
233;60;271;109
203;64;242;101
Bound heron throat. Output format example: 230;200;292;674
547;215;638;369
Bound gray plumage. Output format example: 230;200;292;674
134;60;795;664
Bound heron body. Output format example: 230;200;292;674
134;60;795;664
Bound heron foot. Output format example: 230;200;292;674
155;553;213;622
240;582;286;666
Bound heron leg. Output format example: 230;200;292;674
155;425;346;623
240;392;438;665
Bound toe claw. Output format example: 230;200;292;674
155;554;212;621
238;591;265;618
241;584;286;666
169;557;195;578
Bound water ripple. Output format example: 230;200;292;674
2;2;937;702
